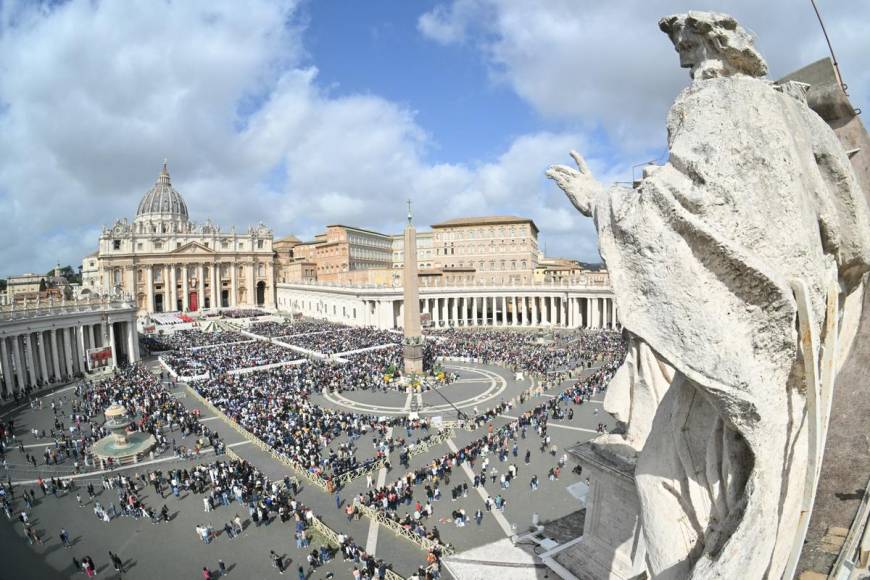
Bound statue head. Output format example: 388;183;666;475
659;11;767;80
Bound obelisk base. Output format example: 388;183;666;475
403;341;424;375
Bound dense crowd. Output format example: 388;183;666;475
221;309;268;319
429;328;625;374
192;364;437;480
142;330;252;352
284;328;401;354
162;341;302;376
249;319;342;338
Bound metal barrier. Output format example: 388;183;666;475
354;501;455;556
309;515;406;580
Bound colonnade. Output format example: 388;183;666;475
276;283;618;331
0;301;139;397
418;294;617;329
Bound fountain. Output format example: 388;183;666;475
91;403;157;465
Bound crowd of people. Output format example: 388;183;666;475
220;309;268;319
192;364;440;481
162;341;302;376
249;319;342;338
353;355;624;547
282;327;401;354
143;329;252;352
429;328;625;375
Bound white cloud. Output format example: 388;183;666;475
418;0;870;151
0;0;606;277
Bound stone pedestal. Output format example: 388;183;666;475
554;438;647;580
403;338;424;375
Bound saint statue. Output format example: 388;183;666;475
549;11;870;579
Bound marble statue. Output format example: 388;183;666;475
548;11;870;579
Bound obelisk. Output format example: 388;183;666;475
402;200;424;375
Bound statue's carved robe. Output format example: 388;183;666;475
592;76;870;579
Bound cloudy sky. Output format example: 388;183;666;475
1;0;868;276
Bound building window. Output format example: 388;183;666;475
113;240;121;250
154;242;162;250
257;239;264;249
136;242;143;250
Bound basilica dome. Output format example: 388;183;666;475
135;160;189;221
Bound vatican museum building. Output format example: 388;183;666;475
83;162;276;314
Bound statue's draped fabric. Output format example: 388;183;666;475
592;76;870;578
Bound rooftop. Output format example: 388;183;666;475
430;215;538;232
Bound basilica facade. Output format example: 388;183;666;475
83;162;275;314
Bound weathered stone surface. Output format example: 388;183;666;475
549;10;870;580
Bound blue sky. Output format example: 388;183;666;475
0;0;867;276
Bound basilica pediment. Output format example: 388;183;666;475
170;241;215;255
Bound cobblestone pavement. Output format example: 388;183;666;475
0;350;614;580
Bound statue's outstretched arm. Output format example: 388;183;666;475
546;150;605;218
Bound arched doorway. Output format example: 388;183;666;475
154;294;164;313
189;291;198;311
221;290;229;308
256;281;266;306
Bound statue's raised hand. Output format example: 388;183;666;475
547;151;603;217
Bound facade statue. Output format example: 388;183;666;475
549;11;870;579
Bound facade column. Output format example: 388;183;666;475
530;297;538;326
182;265;190;311
498;296;505;326
49;329;60;382
197;263;205;310
482;296;488;325
169;264;177;311
521;296;528;326
146;266;154;313
561;298;568;327
108;323;118;368
247;262;256;307
471;296;477;325
508;296;515;326
62;328;73;379
230;264;238;308
1;338;14;394
210;262;218;310
451;297;458;327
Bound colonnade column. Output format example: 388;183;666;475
12;336;25;390
22;335;35;387
1;338;14;393
481;296;488;325
61;328;73;378
49;329;60;381
108;323;118;368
